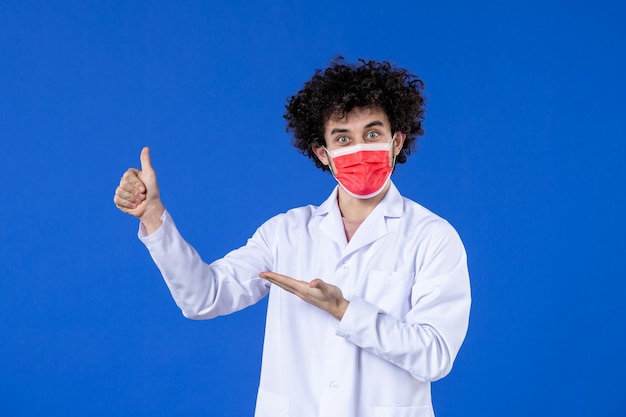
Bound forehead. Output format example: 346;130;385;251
324;106;391;134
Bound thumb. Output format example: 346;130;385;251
310;278;324;289
140;146;154;173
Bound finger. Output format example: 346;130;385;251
113;193;138;210
260;271;301;287
118;178;146;197
309;279;343;303
260;272;289;287
309;279;334;301
116;187;146;204
259;271;289;282
263;277;302;297
115;184;145;201
260;272;307;294
118;180;141;195
140;147;154;174
120;168;144;188
309;278;324;289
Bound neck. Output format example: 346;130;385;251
337;182;390;221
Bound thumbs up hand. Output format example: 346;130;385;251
114;147;165;233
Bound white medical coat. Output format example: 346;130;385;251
139;182;471;417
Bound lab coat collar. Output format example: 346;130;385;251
314;181;404;255
314;181;403;218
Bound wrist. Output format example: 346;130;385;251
140;201;165;235
333;299;349;321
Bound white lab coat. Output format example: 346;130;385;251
139;182;471;417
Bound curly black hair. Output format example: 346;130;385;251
284;57;426;172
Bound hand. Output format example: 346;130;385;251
113;147;165;233
259;271;349;320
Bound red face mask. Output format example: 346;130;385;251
325;138;396;199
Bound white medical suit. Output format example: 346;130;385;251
139;182;471;417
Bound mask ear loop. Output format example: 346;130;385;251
323;146;337;175
390;134;398;169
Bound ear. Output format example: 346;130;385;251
312;143;330;166
392;132;406;157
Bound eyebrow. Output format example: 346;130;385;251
329;120;385;135
364;120;385;129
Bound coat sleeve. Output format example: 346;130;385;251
139;210;273;319
335;220;471;382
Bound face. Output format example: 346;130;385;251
313;106;405;170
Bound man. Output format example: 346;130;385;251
114;58;471;417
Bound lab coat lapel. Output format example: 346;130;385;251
342;182;404;259
314;183;404;256
315;187;348;248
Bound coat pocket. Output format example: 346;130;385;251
255;388;289;417
362;270;415;317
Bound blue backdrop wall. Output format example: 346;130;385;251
1;1;625;416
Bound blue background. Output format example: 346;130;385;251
1;1;625;416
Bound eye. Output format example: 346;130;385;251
366;131;380;140
337;135;350;144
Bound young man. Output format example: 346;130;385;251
114;58;471;417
